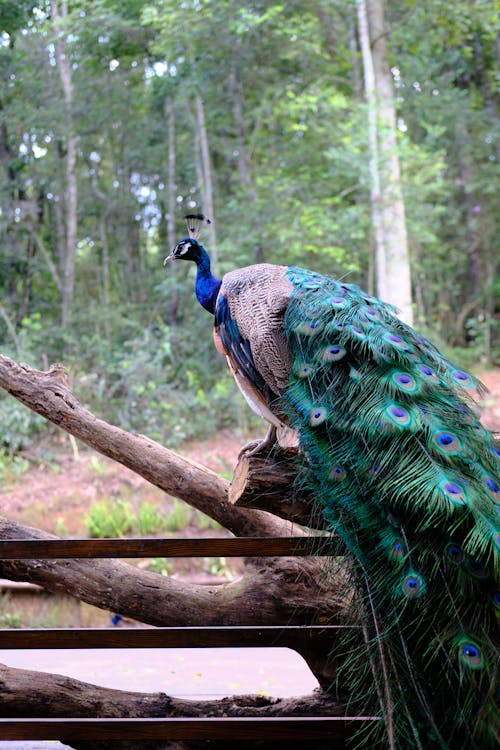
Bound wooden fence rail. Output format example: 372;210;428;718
0;537;378;746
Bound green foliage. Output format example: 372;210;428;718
136;501;168;535
203;556;233;580
164;499;192;532
0;0;498;458
0;611;23;628
84;496;194;537
0;395;47;451
0;448;30;488
85;499;136;538
0;594;23;628
148;557;174;576
195;510;223;531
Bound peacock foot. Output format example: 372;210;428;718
238;425;277;459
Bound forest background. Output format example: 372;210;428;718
0;0;499;457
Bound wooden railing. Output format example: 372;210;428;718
0;537;378;746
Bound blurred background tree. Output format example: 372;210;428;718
0;0;498;449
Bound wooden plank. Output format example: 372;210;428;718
0;716;378;741
0;536;331;559
0;624;354;650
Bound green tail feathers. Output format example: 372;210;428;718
281;267;499;749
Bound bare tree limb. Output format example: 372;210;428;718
30;228;63;293
0;304;20;357
0;516;342;631
0;661;342;750
0;355;295;539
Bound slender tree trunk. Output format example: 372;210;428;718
0;304;20;356
51;0;78;327
229;68;255;196
357;0;386;299
195;93;217;267
357;0;413;324
165;97;179;327
90;174;114;339
348;6;363;101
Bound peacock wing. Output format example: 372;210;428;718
214;263;293;405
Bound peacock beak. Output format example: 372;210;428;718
163;251;176;265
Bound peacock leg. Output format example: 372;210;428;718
238;424;277;458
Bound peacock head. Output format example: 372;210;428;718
164;238;203;265
163;213;212;266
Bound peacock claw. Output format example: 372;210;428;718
238;426;277;459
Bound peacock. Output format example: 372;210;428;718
165;214;499;750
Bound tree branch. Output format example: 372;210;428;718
0;355;293;539
229;448;327;529
0;304;20;357
0;516;342;631
29;228;63;294
0;661;341;750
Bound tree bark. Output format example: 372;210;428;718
0;304;20;356
357;0;386;301
229;449;327;529
0;515;343;635
195;93;217;268
51;0;78;327
229;68;255;198
0;356;290;538
165;96;180;327
0;661;341;750
357;0;413;324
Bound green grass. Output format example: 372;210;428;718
164;499;192;532
148;557;174;576
203;557;233;579
85;499;136;538
0;450;30;490
0;594;23;628
195;509;223;530
84;498;195;538
137;501;170;535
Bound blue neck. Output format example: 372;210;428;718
193;245;221;314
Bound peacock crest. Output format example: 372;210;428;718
184;212;211;240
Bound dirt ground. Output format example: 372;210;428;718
0;427;242;538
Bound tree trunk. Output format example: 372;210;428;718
357;0;413;324
229;68;255;197
165;96;180;327
90;174;115;339
195;93;217;268
357;0;386;300
348;5;363;101
0;304;20;356
51;0;78;327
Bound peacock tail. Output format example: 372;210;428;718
281;266;499;749
166;228;499;750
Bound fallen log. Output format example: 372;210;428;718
0;661;343;750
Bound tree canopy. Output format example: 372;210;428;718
0;0;498;448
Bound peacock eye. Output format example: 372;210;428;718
458;640;484;669
401;573;425;598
